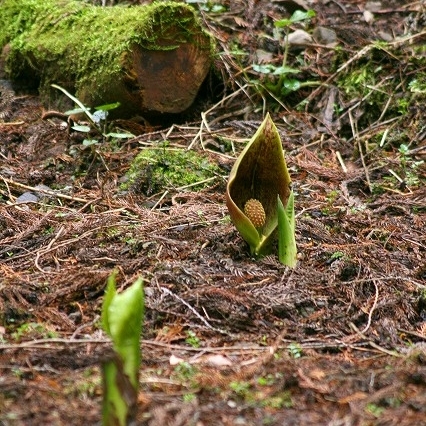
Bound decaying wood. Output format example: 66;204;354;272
0;0;214;117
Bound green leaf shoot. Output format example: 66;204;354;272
101;272;144;426
51;83;95;123
275;9;316;28
277;191;297;267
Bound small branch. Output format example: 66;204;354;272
359;280;379;335
159;286;229;335
1;176;90;204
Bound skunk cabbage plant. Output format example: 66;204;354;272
226;113;297;267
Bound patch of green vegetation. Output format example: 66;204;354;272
334;42;426;136
397;97;409;115
229;380;251;397
372;142;425;194
172;362;199;388
214;135;234;152
371;129;409;149
187;0;228;13
321;189;341;216
397;144;424;187
11;322;58;340
185;330;201;348
64;368;101;398
229;379;293;409
251;9;319;102
122;144;221;195
257;372;283;387
182;393;197;403
342;66;378;98
260;391;293;409
52;85;134;143
259;335;269;346
220;215;232;225
42;226;55;235
338;62;396;127
325;189;339;204
288;342;303;359
365;402;385;417
329;251;347;261
11;367;25;379
408;72;426;93
417;288;426;311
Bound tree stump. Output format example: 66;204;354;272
0;0;215;117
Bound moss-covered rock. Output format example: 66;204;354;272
122;145;220;195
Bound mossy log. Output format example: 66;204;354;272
0;0;215;117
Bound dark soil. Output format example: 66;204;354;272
1;1;425;425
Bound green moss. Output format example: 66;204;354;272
335;44;426;132
122;145;220;195
0;0;213;103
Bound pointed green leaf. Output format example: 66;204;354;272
51;83;95;123
104;132;135;139
72;124;91;133
106;277;144;389
101;271;118;336
95;102;121;111
101;273;143;426
272;66;300;75
277;192;297;267
65;107;88;115
275;9;316;27
281;79;301;95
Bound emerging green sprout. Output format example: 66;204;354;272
101;272;144;426
226;113;297;267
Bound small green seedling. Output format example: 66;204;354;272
288;342;303;359
51;84;134;141
253;10;318;99
185;330;201;348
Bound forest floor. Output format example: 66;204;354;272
0;0;425;425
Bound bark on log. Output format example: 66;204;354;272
0;0;215;117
